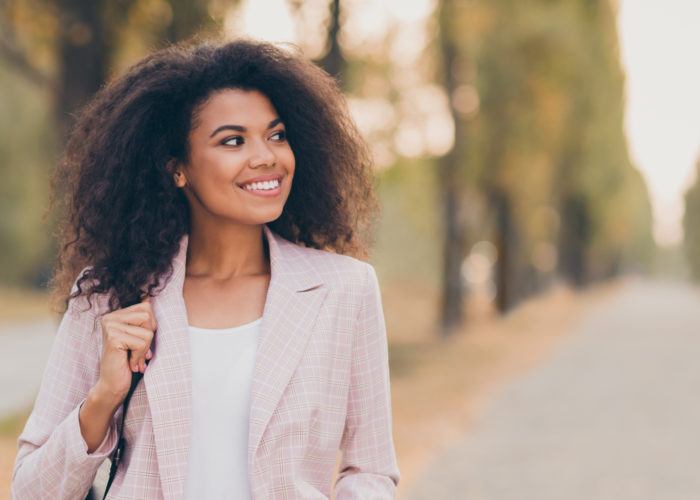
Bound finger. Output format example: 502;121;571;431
105;331;150;372
116;326;154;372
113;323;154;342
109;308;157;332
104;325;151;363
137;299;157;331
118;325;154;373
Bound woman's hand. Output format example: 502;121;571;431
94;297;157;406
79;297;156;452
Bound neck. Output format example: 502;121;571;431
185;221;268;280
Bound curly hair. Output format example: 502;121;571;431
51;38;378;312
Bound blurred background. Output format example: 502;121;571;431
2;0;700;498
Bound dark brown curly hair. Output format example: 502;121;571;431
51;38;378;312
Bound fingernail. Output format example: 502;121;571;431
146;349;153;359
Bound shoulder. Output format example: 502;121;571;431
64;266;111;320
285;241;379;299
267;228;381;303
302;244;372;278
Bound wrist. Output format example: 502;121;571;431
80;383;121;453
88;382;124;415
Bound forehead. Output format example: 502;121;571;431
193;89;279;129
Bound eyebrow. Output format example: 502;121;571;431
209;118;283;138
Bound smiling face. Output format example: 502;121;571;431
174;88;295;231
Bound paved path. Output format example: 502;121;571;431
0;318;56;418
405;279;700;500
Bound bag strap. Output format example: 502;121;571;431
102;370;143;499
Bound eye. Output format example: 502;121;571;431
270;130;287;142
222;136;244;146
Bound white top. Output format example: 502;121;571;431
183;318;261;500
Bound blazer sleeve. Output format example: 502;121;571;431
334;263;400;499
12;289;119;500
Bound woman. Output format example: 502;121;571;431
12;39;399;499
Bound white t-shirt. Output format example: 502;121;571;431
183;318;261;500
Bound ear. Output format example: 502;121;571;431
173;171;187;188
167;158;187;188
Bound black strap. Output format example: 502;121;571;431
102;371;143;499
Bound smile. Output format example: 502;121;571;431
242;179;280;191
237;175;284;197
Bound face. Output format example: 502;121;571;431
174;88;295;229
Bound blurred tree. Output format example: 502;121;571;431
315;0;345;83
553;0;654;284
436;0;469;334
683;157;700;281
0;64;54;285
0;0;224;286
2;0;218;139
430;0;653;317
55;0;106;142
340;0;653;329
465;0;578;310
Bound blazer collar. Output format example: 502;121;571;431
158;225;324;297
145;225;327;500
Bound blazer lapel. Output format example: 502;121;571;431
146;235;192;500
248;226;328;467
142;228;328;497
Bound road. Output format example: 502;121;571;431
405;279;700;500
0;319;56;418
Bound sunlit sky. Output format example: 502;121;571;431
234;0;700;247
617;0;700;246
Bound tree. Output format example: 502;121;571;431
436;0;470;334
429;0;654;318
683;157;700;281
0;0;222;285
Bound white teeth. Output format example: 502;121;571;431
244;179;279;191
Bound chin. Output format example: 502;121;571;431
247;207;287;226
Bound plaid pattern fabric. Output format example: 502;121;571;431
12;226;399;499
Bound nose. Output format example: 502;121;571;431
249;139;276;169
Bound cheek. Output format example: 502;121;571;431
283;148;296;175
188;152;240;184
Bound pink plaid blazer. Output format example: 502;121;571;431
13;226;399;499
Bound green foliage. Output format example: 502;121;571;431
0;0;656;297
683;158;700;281
372;159;442;286
443;0;654;293
0;0;228;288
0;66;55;286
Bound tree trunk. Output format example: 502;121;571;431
317;0;346;84
56;0;106;142
440;182;464;334
493;191;519;313
559;194;589;287
437;0;467;335
166;0;213;43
